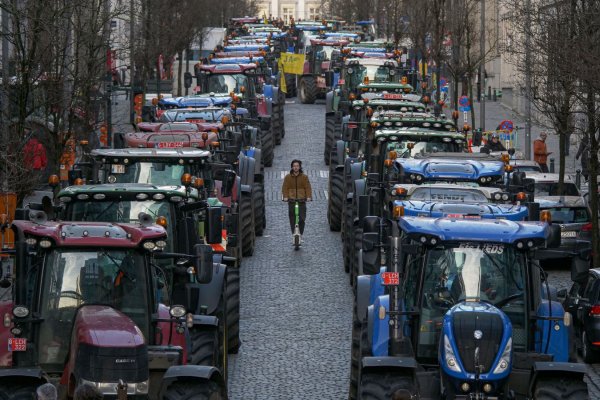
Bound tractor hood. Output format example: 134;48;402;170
73;305;145;347
396;200;528;221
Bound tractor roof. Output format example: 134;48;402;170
310;39;349;46
394;157;505;182
372;114;456;131
210;57;265;65
58;184;197;200
223;44;269;52
399;216;550;243
374;128;464;141
396;201;529;221
358;82;414;90
12;220;166;247
198;64;257;74
91;148;212;161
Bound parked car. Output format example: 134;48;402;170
561;268;600;362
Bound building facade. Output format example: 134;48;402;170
256;0;324;22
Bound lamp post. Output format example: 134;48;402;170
479;0;485;132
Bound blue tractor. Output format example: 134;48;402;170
352;216;588;399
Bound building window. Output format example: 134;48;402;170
282;7;294;22
308;7;320;20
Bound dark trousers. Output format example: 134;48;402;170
540;163;549;173
288;202;306;234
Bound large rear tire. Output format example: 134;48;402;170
299;76;317;104
582;331;599;363
533;377;589;399
226;266;241;354
342;205;354;273
189;326;219;367
240;192;255;257
349;304;363;400
260;126;274;168
163;380;223;400
284;73;296;98
325;115;336;165
351;227;363;289
328;170;344;231
252;182;266;236
272;106;282;145
358;372;417;400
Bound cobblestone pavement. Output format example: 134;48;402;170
227;100;353;399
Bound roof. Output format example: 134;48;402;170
58;184;199;201
524;172;575;183
198;64;257;74
223;45;269;52
398;216;550;243
395;201;529;221
11;220;166;247
394;157;505;181
210;57;265;65
91;148;212;160
159;96;232;108
373;128;464;140
372;115;456;131
537;196;588;208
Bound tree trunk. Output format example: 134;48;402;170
586;84;599;268
177;50;183;96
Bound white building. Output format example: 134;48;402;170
256;0;324;22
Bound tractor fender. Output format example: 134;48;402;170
238;155;255;187
263;84;274;101
325;90;335;113
193;263;226;316
528;362;587;396
0;368;47;381
350;162;364;183
367;304;375;354
354;179;366;197
356;273;372;323
346;191;354;203
271;86;280;104
333;139;345;169
252;148;262;174
240;183;252;194
159;365;225;397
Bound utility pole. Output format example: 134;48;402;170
104;0;113;147
130;0;135;124
524;0;532;159
479;0;485;131
1;7;10;191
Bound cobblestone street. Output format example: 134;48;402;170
228;100;353;399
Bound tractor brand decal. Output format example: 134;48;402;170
430;194;466;201
458;243;504;254
474;330;483;340
444;214;481;220
8;338;26;352
111;165;125;174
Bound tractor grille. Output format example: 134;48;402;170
452;311;503;374
76;343;149;383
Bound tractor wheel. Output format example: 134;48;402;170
272;105;282;145
189;326;219;367
342;205;354;273
226;266;241;354
278;91;286;138
214;281;228;379
582;331;599;363
299;76;317;104
328;169;344;231
0;384;38;400
358;372;417;400
285;73;297;98
325;115;336;165
252;182;266;236
349;305;362;400
329;148;341;172
260;126;274;167
163;380;223;400
533;376;589;399
240;192;255;257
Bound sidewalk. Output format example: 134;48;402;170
461;98;581;176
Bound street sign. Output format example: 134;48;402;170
498;120;514;133
458;95;471;112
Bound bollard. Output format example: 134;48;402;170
549;158;555;173
493;89;497;102
576;169;581;189
488;86;492;100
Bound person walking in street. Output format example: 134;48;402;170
36;383;57;400
534;131;552;173
576;136;590;181
74;383;103;400
282;159;312;242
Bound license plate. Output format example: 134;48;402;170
338;79;345;85
383;93;404;100
186;119;205;123
111;164;125;174
157;142;184;148
381;272;400;286
316;76;326;87
8;338;26;352
561;231;577;238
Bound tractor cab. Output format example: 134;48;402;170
354;216;588;399
1;218;225;398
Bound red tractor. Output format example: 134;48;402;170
0;216;226;399
297;39;348;104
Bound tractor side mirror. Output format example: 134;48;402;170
206;207;223;244
357;195;371;220
184;72;193;89
557;288;568;301
546;225;561;248
220;170;236;198
362;232;379;251
571;248;591;283
511;171;526;187
194;244;214;283
325;71;334;87
472;130;482;147
508;148;516;156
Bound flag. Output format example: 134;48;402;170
280;53;305;75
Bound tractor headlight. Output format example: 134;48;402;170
444;335;462;373
169;305;186;318
492;338;512;374
135;381;149;394
13;306;29;318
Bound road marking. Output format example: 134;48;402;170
320;170;329;178
324;190;329;200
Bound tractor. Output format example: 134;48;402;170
352;215;589;399
0;215;228;399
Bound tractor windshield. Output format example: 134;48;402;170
38;249;150;369
107;162;187;185
403;243;527;362
66;200;175;252
206;74;248;94
385;139;461;157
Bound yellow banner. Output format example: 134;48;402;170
278;59;287;93
280;53;305;75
